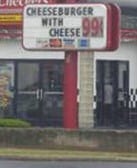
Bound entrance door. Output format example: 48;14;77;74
41;61;63;126
16;61;64;127
96;60;129;127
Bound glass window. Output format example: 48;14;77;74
0;62;14;117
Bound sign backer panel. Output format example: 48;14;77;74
23;4;109;51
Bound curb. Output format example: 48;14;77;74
0;154;137;162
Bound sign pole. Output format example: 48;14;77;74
63;0;78;129
64;51;78;129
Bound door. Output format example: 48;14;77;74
17;62;40;125
41;61;63;126
16;61;64;127
96;60;129;127
117;62;129;126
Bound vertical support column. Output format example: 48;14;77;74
63;0;78;129
63;51;78;129
78;51;94;128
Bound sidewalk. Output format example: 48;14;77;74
0;148;137;161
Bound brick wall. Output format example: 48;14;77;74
78;52;94;128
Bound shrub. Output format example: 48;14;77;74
0;118;31;128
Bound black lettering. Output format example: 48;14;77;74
26;7;36;16
83;7;88;15
64;8;69;16
49;28;54;36
47;7;52;15
58;7;63;16
71;7;76;16
77;7;82;15
49;28;81;37
53;7;58;16
70;28;75;37
42;8;48;15
76;28;81;37
65;28;70;36
42;18;49;26
42;18;63;27
58;18;63;26
88;7;93;15
60;28;64;37
52;18;57;26
49;28;59;37
37;7;42;16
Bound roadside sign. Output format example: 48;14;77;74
23;3;120;51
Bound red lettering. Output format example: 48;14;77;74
91;17;103;36
82;17;90;37
82;17;103;37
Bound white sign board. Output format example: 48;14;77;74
23;4;108;51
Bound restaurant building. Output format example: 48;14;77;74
0;0;137;129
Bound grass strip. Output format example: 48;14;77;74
0;148;137;161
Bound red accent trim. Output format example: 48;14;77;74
121;29;137;39
106;3;120;51
63;52;78;129
106;4;112;50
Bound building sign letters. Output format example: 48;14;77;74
0;0;52;27
0;0;48;8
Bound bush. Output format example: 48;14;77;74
0;118;31;128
